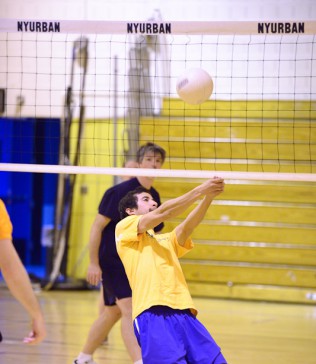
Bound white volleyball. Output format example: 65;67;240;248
176;68;214;105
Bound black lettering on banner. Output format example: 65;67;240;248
127;22;172;34
258;22;305;34
17;21;61;32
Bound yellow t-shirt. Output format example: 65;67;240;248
116;215;197;320
0;199;13;240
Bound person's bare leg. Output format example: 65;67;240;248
98;287;105;316
98;287;109;343
116;297;142;362
82;305;121;354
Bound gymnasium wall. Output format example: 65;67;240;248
2;0;315;21
1;0;315;281
1;0;316;120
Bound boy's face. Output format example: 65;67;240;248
127;192;158;215
139;151;164;169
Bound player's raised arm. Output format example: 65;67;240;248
175;177;224;245
138;177;224;233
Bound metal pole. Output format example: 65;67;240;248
113;55;119;185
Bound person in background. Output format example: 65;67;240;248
116;177;227;364
0;199;46;345
97;158;139;342
73;142;166;364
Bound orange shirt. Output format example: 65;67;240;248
0;199;13;240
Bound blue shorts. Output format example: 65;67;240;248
133;306;227;364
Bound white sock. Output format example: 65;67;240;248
77;352;93;362
134;360;143;364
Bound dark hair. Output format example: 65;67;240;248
136;142;166;164
118;186;151;219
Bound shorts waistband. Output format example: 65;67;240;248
144;305;192;316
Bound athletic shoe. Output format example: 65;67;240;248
73;358;98;364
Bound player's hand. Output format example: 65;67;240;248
23;315;46;345
86;263;102;286
209;176;225;198
199;176;225;198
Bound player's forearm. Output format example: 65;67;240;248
6;272;44;319
88;214;110;264
187;195;213;226
176;195;213;243
139;178;224;233
157;185;204;220
1;248;43;319
182;182;225;233
138;187;203;233
88;230;102;264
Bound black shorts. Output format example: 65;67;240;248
101;263;132;306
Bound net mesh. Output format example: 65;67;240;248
0;19;315;288
0;20;315;180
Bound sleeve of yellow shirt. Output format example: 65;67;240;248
116;215;140;255
170;230;194;258
0;199;13;240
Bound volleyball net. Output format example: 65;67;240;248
0;17;315;288
0;18;315;181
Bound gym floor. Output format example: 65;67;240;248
0;285;315;364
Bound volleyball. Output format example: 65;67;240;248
176;68;214;105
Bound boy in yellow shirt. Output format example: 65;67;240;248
116;178;227;364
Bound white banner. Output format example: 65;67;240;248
1;19;316;35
